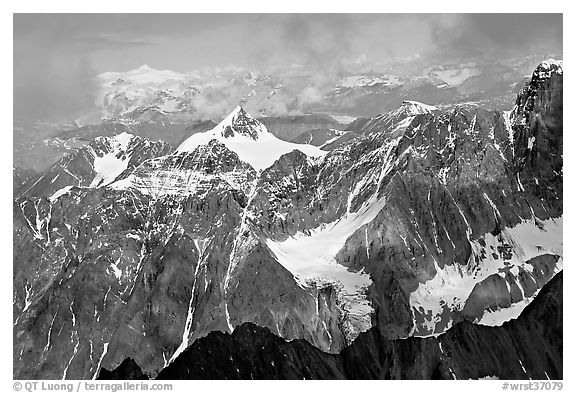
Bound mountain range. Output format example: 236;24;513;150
13;53;559;173
100;271;563;380
13;59;563;380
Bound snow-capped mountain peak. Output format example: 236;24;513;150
379;100;438;133
534;59;563;78
211;105;268;140
356;100;438;135
540;58;563;68
176;106;326;170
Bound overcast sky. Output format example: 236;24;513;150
14;13;562;121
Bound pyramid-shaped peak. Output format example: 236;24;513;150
232;104;246;114
214;105;268;140
228;104;253;118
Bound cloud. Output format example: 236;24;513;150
430;14;563;61
71;33;154;49
13;14;156;122
14;40;99;122
296;86;324;107
13;14;563;124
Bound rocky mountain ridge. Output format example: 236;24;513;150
14;60;562;379
99;271;563;380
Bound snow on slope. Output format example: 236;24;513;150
265;197;380;290
477;287;541;326
49;186;74;202
399;100;438;115
540;59;563;70
477;254;561;326
265;193;393;339
410;216;563;335
89;132;134;188
389;101;437;132
111;146;253;198
177;106;326;170
264;136;403;339
534;59;563;78
359;100;438;136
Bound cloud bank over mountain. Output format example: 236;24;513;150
14;14;562;123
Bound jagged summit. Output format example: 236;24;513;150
540;58;563;69
212;105;268;140
533;59;563;79
176;106;326;170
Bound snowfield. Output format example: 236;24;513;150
266;194;389;339
89;132;134;188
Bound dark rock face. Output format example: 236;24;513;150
219;107;263;139
510;62;563;215
102;272;561;380
98;358;149;380
260;114;345;142
13;167;37;197
96;358;150;380
291;128;365;151
13;62;563;380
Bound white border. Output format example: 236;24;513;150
2;3;572;391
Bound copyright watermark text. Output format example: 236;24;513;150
502;381;563;391
13;381;173;392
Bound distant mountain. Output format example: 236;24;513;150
14;54;561;173
96;55;558;122
16;113;342;174
291;129;364;151
259;114;346;141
